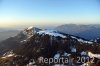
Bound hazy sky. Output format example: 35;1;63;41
0;0;100;28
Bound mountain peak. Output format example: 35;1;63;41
22;26;41;37
27;26;40;30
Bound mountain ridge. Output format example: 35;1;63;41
0;26;100;66
55;24;100;40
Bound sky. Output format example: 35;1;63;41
0;0;100;28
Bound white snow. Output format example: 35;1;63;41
7;54;15;57
27;26;34;30
78;39;93;44
88;52;100;59
2;54;15;59
97;38;100;40
27;62;37;66
20;40;27;43
71;36;93;44
63;52;68;56
80;63;89;66
29;62;33;65
71;48;76;52
81;51;87;55
22;26;38;37
37;30;66;38
62;52;71;56
54;53;60;59
2;50;16;59
3;50;13;56
54;64;64;66
54;64;61;66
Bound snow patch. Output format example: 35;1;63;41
71;48;76;52
27;26;34;30
71;36;93;44
88;52;100;59
2;54;15;59
81;51;87;55
54;53;60;59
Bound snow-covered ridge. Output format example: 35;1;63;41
37;30;67;38
71;36;93;44
23;26;67;38
21;26;93;44
37;30;93;44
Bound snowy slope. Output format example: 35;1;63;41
19;26;93;44
37;30;93;44
37;30;66;38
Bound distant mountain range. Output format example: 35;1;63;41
0;26;100;66
55;24;100;40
